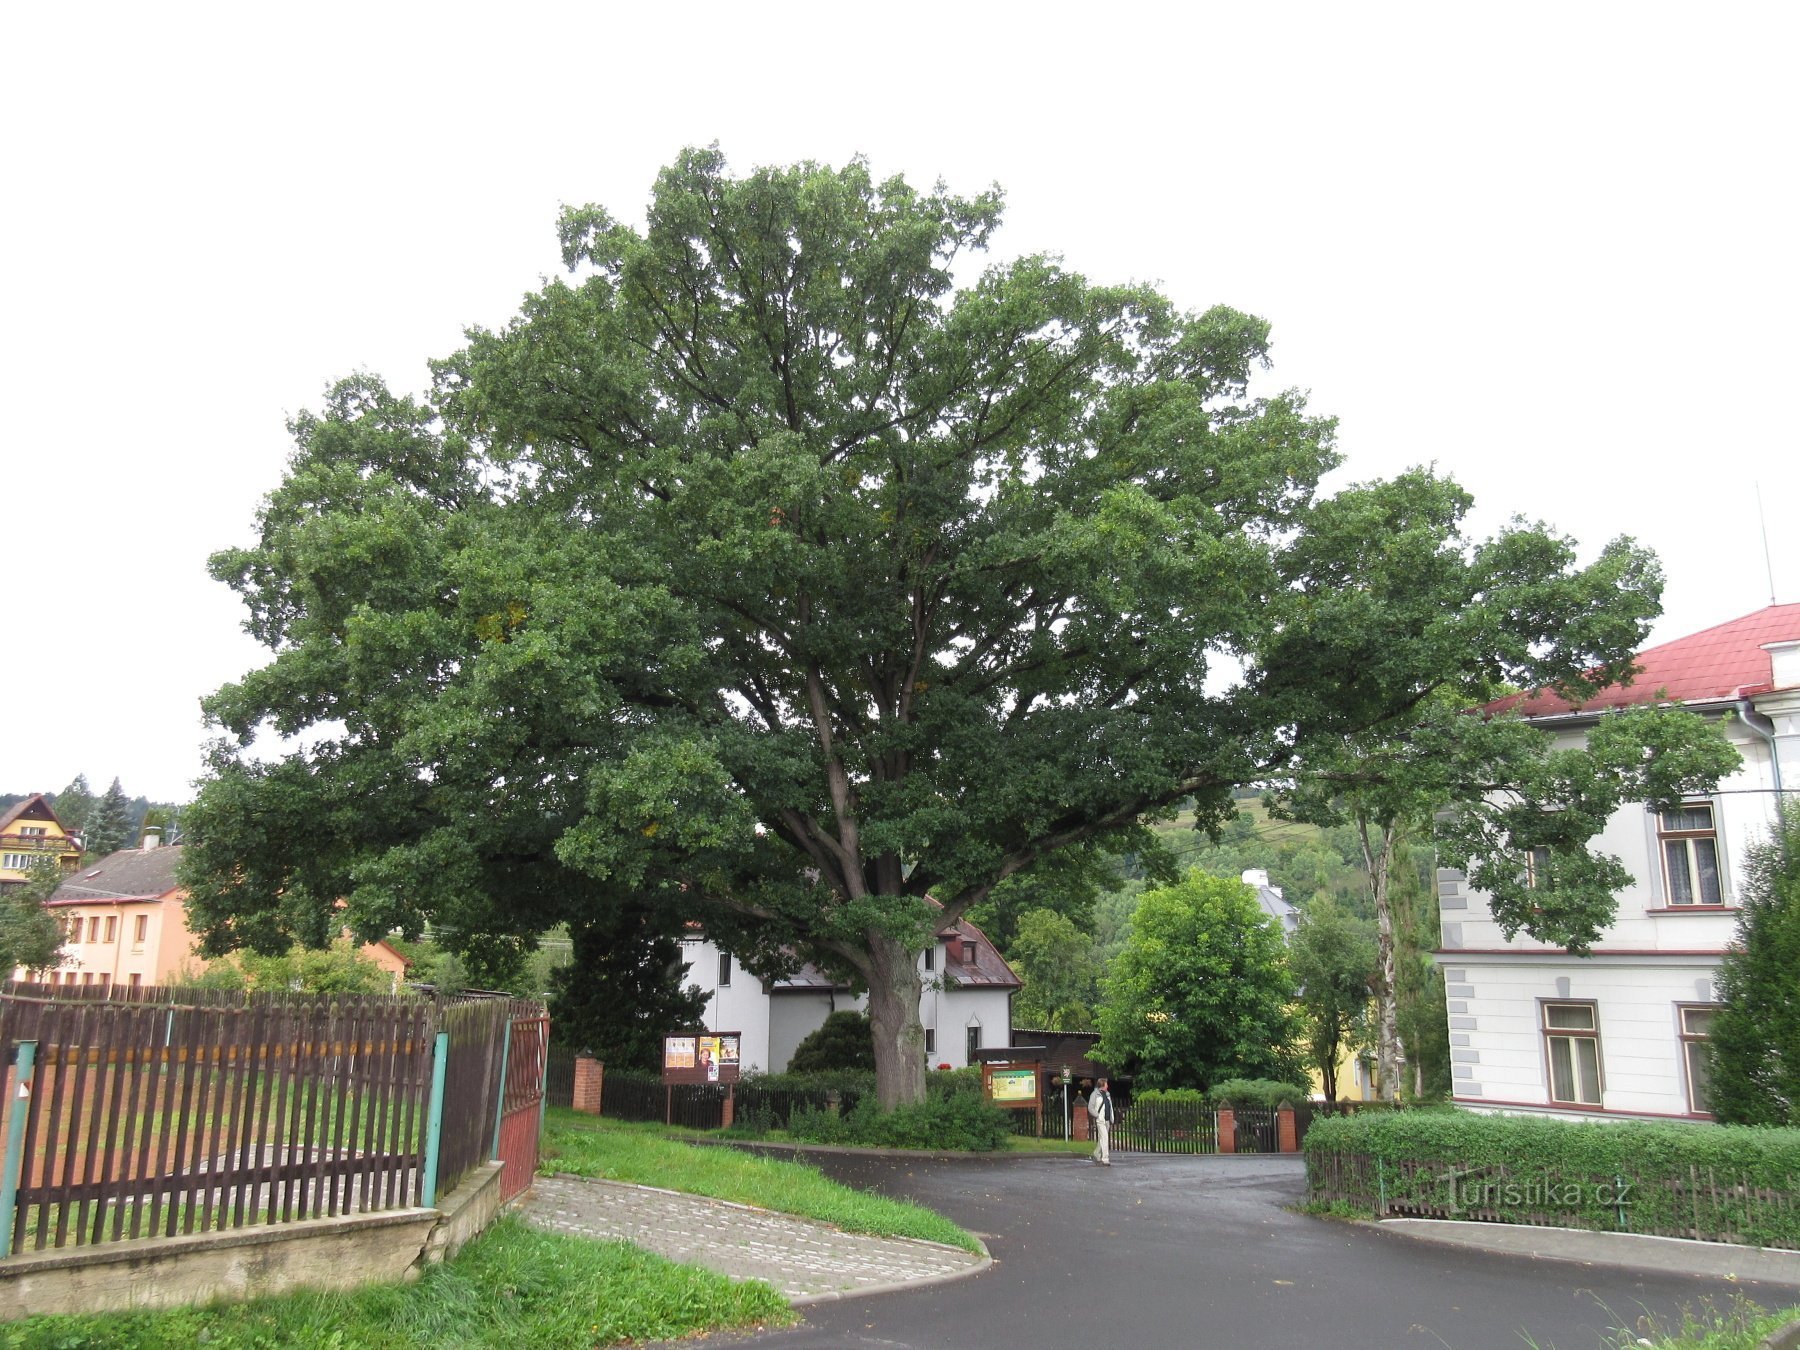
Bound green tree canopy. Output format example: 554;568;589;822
1;857;67;974
1288;896;1376;1105
1708;804;1800;1126
185;149;1682;1108
1008;907;1102;1032
1094;869;1303;1089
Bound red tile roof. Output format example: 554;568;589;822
1491;603;1800;717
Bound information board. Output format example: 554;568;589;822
662;1032;742;1085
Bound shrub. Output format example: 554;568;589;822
1304;1110;1800;1248
1134;1088;1207;1106
925;1066;983;1101
785;1092;1012;1152
1206;1078;1310;1108
786;1011;877;1073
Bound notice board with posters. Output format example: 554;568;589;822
662;1032;742;1085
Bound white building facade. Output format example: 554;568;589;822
678;916;1019;1074
1440;605;1800;1121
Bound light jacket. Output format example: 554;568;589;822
1088;1088;1114;1122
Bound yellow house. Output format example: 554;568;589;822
0;794;82;891
18;838;410;991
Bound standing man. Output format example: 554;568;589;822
1088;1078;1115;1166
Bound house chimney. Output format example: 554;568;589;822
141;826;161;850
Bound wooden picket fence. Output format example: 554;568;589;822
0;983;547;1255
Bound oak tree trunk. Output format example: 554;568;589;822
865;930;927;1109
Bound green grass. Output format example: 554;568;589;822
1595;1296;1800;1349
541;1109;981;1252
0;1215;794;1348
1003;1135;1093;1155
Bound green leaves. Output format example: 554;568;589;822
1094;869;1302;1090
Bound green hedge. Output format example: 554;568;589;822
1305;1111;1800;1249
786;1093;1013;1151
1134;1080;1309;1109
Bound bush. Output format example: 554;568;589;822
1206;1078;1310;1108
1133;1088;1207;1106
1304;1110;1800;1248
925;1066;983;1101
785;1092;1013;1152
786;1011;877;1073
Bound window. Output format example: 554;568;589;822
66;915;82;942
924;1028;936;1056
128;973;142;989
87;916;100;943
1679;1005;1715;1115
98;973;109;988
103;916;117;944
82;972;94;986
922;946;934;972
2;854;32;870
717;952;732;987
1660;804;1722;904
133;914;147;946
1542;1002;1603;1106
966;1024;981;1063
20;826;45;837
1524;846;1552;888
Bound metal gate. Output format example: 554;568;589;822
496;1015;549;1202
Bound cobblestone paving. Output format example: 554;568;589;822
524;1173;988;1303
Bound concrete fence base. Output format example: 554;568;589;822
0;1161;507;1322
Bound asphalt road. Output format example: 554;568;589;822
688;1151;1794;1350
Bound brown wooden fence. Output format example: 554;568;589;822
0;983;547;1256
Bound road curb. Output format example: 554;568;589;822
1375;1218;1800;1288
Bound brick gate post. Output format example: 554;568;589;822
1277;1103;1298;1153
1217;1105;1237;1154
573;1055;604;1116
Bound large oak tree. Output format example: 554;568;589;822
187;149;1680;1107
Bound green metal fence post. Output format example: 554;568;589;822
1;1041;40;1257
421;1031;450;1209
490;1019;513;1159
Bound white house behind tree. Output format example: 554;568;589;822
679;913;1019;1073
1438;603;1800;1120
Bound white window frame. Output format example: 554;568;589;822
1541;1000;1604;1107
966;1023;982;1064
717;951;732;988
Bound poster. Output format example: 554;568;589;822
988;1068;1038;1103
663;1032;743;1084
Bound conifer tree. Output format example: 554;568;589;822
1708;805;1800;1125
83;778;133;858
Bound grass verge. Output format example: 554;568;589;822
1598;1294;1800;1349
541;1109;980;1252
0;1214;794;1348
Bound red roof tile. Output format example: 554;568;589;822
1491;603;1800;717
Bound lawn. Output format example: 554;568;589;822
540;1108;981;1251
0;1215;794;1348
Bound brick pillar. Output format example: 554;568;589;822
721;1085;735;1130
572;1055;604;1116
1217;1106;1237;1154
1277;1104;1298;1153
1074;1105;1091;1141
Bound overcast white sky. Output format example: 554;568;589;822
4;2;1795;804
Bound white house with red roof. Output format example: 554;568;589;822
1439;604;1800;1121
678;914;1020;1073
